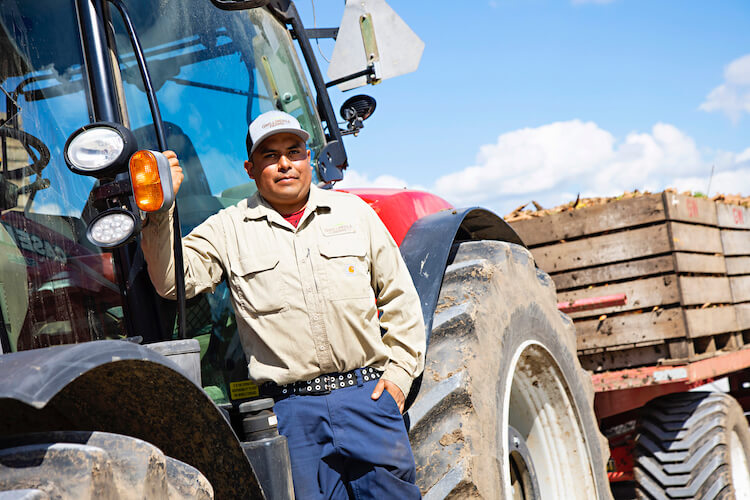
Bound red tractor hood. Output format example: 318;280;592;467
337;188;452;246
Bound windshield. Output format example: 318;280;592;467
0;0;327;404
114;1;326;228
112;0;327;403
0;0;125;353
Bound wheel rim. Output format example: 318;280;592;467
729;430;750;500
508;425;540;500
502;341;597;499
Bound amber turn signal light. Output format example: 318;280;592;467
129;150;174;212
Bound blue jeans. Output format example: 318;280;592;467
273;378;421;499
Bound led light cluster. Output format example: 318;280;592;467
86;209;139;248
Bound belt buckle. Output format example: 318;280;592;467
307;377;331;395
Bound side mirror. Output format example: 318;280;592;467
327;0;424;91
339;95;376;137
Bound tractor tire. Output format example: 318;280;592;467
0;431;213;499
634;392;750;499
407;240;611;500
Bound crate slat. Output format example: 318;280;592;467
664;192;718;226
551;255;674;291
730;276;750;303
737;304;750;330
532;224;670;273
726;256;750;276
579;344;667;372
717;204;750;229
670;222;723;253
684;306;739;338
673;253;726;274
721;229;750;256
679;276;733;306
558;276;678;319
576;309;685;350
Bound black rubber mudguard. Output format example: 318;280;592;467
400;207;525;343
0;340;263;499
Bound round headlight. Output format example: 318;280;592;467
68;128;124;171
64;122;137;178
86;208;140;248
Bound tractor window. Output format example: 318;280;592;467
0;0;126;353
110;1;327;403
113;2;326;221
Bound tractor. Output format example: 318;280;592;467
0;0;611;498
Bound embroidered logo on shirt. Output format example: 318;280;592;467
322;223;355;236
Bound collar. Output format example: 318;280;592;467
243;184;331;225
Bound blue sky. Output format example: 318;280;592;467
296;0;750;216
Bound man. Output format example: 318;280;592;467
141;110;425;499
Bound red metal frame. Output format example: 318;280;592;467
607;439;636;483
557;293;627;314
338;188;452;245
593;348;750;419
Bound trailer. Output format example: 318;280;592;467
509;191;750;499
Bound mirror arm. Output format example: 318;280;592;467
340;119;364;137
304;28;339;40
325;66;376;88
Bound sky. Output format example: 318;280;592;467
295;0;750;217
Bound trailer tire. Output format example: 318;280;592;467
634;392;750;499
0;431;214;499
407;240;611;500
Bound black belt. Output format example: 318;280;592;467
261;367;383;398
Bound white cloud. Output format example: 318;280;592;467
337;120;749;217
700;54;750;123
434;120;615;206
335;169;415;190
429;120;749;216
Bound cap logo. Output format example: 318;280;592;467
263;119;291;129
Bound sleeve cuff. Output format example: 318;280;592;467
145;206;173;228
381;363;414;400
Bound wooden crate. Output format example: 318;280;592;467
718;203;750;332
508;192;742;371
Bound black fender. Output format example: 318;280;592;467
400;208;525;412
0;340;262;499
400;207;525;343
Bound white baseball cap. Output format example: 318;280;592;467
247;110;310;157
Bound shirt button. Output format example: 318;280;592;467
318;346;326;351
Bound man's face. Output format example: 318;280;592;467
244;133;312;214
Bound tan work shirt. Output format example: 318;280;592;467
141;185;426;397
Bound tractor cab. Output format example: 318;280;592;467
0;0;421;405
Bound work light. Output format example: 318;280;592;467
86;207;140;248
64;122;137;178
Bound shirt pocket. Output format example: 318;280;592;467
318;236;373;301
229;254;288;314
